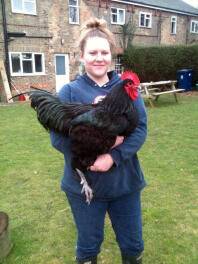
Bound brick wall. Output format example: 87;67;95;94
0;0;56;97
0;0;198;102
160;13;186;45
82;1;198;47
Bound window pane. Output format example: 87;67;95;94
119;10;124;23
112;14;117;23
24;2;35;13
171;22;175;33
69;7;77;22
141;14;145;26
111;8;117;14
23;61;33;73
69;0;77;5
192;22;194;31
195;22;198;33
56;56;66;75
13;0;22;10
22;53;32;59
146;18;150;27
35;54;42;72
11;54;21;73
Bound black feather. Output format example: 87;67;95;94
30;91;95;136
29;80;139;195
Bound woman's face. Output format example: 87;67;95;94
80;37;112;82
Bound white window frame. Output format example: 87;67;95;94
68;0;79;24
111;7;125;25
11;0;36;15
9;52;45;76
114;55;123;74
139;12;152;28
190;20;198;34
171;16;177;34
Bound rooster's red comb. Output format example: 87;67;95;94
121;72;140;86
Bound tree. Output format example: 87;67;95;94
119;14;136;51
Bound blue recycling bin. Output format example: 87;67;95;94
177;69;193;92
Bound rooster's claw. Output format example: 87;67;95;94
76;168;94;204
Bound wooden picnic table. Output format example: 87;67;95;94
140;80;184;107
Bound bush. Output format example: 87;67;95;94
122;44;198;85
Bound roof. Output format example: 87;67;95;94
112;0;198;16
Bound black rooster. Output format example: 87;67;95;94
29;72;140;203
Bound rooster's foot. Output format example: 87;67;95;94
75;168;94;205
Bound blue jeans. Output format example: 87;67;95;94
66;191;144;260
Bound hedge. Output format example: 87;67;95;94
122;44;198;85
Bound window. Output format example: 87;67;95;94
56;56;66;75
139;12;152;28
191;20;198;33
11;0;36;15
171;16;177;34
69;0;79;24
111;7;125;25
115;55;123;74
9;52;45;76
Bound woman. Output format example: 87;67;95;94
50;18;147;264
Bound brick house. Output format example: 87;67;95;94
0;0;198;101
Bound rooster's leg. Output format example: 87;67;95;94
75;168;94;205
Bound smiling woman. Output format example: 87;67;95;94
49;17;147;264
80;37;112;86
79;19;116;87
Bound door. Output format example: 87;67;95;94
55;54;69;92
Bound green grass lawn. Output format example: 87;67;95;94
0;94;197;264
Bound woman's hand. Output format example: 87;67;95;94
111;136;124;149
89;154;114;172
90;136;124;172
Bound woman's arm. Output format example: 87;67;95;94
90;91;147;171
110;91;147;166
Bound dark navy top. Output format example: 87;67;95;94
50;71;147;200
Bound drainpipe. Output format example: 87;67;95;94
157;11;162;45
186;16;190;45
1;0;11;86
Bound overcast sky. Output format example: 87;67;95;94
182;0;198;8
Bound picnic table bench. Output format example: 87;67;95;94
140;80;184;107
